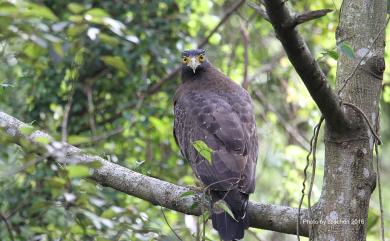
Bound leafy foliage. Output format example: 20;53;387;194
0;0;390;240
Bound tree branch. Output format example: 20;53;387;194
247;2;270;22
0;111;309;237
262;0;350;132
0;212;14;241
293;9;333;27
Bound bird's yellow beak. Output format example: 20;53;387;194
187;57;200;73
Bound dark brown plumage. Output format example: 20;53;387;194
173;49;258;241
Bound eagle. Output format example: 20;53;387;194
173;49;258;240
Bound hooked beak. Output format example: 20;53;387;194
187;57;200;73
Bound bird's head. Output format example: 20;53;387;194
181;49;208;74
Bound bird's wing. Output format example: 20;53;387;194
174;90;257;192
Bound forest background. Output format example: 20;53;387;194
0;0;389;240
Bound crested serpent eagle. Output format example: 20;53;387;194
173;49;258;240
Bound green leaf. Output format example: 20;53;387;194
68;3;85;14
66;165;91;178
46;177;66;188
68;135;90;145
201;210;210;221
84;8;109;24
24;43;45;59
149;116;168;135
29;226;46;233
214;200;237;221
338;42;355;58
82;160;103;168
323;49;339;60
100;56;129;73
179;190;195;198
69;224;84;234
34;136;51;145
192;140;213;164
69;15;84;23
190;201;199;210
99;33;120;46
0;3;18;16
25;3;58;20
85;8;109;17
19;125;35;135
67;24;87;37
52;42;64;58
101;209;116;219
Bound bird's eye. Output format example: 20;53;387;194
199;54;205;62
182;57;188;63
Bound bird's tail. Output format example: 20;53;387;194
210;189;249;241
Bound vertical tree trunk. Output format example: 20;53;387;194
313;0;386;240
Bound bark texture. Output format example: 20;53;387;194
263;0;350;132
261;0;386;240
313;0;386;240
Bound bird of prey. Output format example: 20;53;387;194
173;49;258;240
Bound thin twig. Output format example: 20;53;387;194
247;2;270;22
307;117;324;238
84;92;144;143
342;102;382;144
202;210;206;241
375;143;385;241
297;117;323;240
62;90;74;142
90;127;124;143
226;38;240;76
0;212;15;241
160;207;183;241
197;0;246;48
240;21;249;90
85;84;97;137
246;51;284;83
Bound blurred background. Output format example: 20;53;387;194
0;0;389;240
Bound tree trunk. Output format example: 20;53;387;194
313;0;386;240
